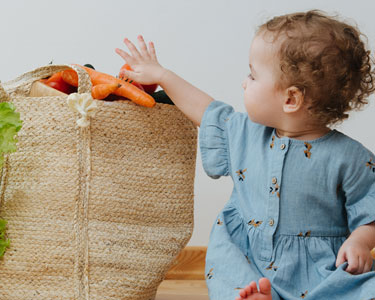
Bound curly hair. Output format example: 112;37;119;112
257;10;375;125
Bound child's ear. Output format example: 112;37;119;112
283;86;304;113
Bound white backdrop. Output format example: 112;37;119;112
1;0;374;245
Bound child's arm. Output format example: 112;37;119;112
336;222;375;274
115;35;214;127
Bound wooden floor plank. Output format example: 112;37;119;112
156;247;209;299
156;280;209;300
165;246;207;280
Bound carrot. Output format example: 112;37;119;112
61;65;155;107
61;69;79;87
42;71;76;94
78;65;155;107
47;71;63;83
91;83;121;100
112;84;154;106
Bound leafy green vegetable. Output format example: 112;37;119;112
0;219;10;257
0;102;22;167
0;101;22;258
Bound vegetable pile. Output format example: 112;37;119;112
0;102;22;258
41;64;159;107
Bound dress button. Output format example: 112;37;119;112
272;177;277;184
280;144;286;150
269;219;275;226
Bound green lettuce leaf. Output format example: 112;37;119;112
0;102;22;167
0;102;22;257
0;219;10;257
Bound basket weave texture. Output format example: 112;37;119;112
0;65;197;300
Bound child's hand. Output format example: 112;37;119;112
115;35;167;86
336;236;374;274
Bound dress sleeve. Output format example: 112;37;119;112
343;144;375;232
199;100;235;179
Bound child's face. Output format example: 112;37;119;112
242;33;285;127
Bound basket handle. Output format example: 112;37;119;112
0;64;92;101
0;81;9;102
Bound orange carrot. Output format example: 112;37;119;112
61;66;155;107
91;83;121;100
61;69;79;87
46;71;63;83
78;65;155;107
42;71;76;94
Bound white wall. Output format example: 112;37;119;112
1;0;374;246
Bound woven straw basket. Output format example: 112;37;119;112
0;65;197;299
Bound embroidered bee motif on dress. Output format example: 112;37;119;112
298;231;311;237
270;135;275;149
236;169;247;181
270;183;280;198
248;219;263;227
266;261;278;271
304;142;312;158
366;158;375;172
300;291;308;298
206;268;214;279
216;218;223;225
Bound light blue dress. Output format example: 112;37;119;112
200;100;375;300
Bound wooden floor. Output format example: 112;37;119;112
155;247;209;299
156;280;209;300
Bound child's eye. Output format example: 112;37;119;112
248;73;254;80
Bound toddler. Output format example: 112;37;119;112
115;10;375;300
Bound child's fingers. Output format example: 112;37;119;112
115;48;135;65
120;69;139;83
357;257;365;274
119;69;129;79
364;257;373;273
149;41;157;60
137;35;151;59
335;248;346;267
123;38;142;60
346;253;359;274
